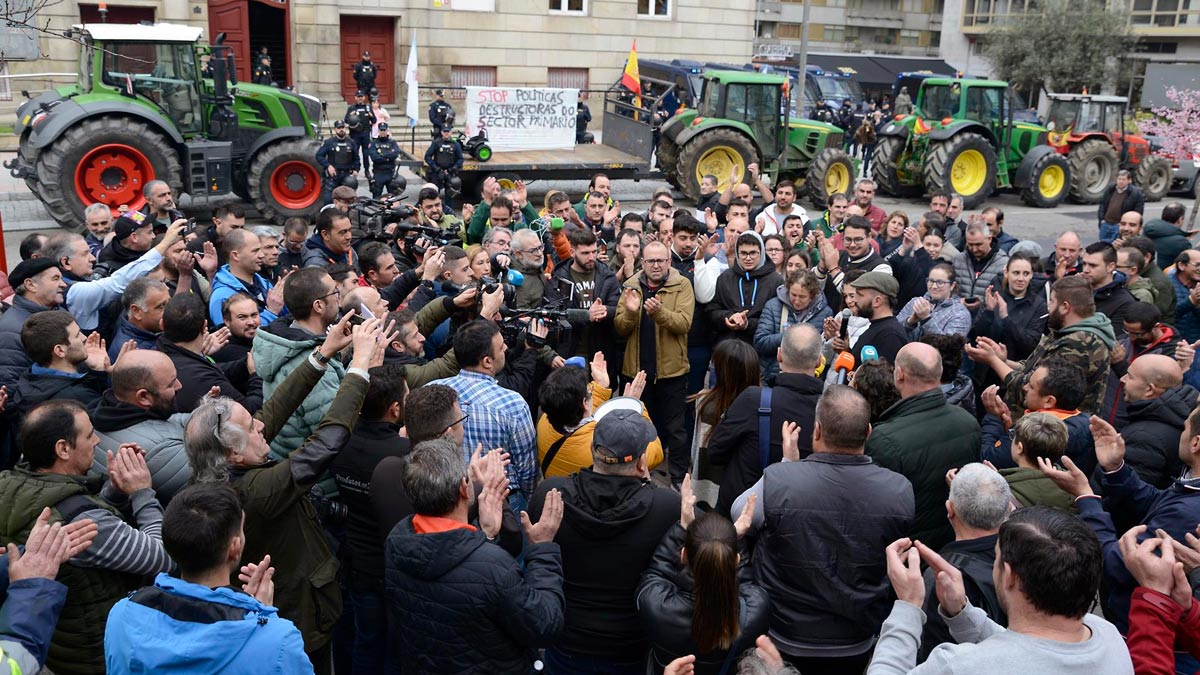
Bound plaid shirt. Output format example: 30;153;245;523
432;370;537;502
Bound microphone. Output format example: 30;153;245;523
860;345;879;363
832;351;855;385
839;308;851;341
505;269;525;287
499;305;593;325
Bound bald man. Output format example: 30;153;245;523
209;227;283;327
1046;231;1083;279
343;286;388;323
1112;211;1144;249
1119;353;1197;488
865;342;981;550
90;349;195;502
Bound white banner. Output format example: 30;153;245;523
465;87;578;152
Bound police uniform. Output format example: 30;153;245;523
252;60;272;86
424;133;463;192
345;94;376;177
368;123;402;198
316;121;360;202
354;55;378;95
428;92;455;137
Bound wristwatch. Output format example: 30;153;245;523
312;349;332;365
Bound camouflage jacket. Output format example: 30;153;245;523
1004;314;1116;415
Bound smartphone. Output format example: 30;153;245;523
182;218;197;237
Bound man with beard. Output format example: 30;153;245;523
211;293;260;363
89;349;194;502
84;203;114;258
157;293;263;414
187;204;246;267
208;229;284;328
1081;241;1139;338
153;237;213;301
380;303;463;389
141;180;181;233
853;177;887;232
848;271;909;367
545;227;620;360
98;211;156;271
8;311;112;418
510;229;548;309
967;275;1116;415
816;216;892;313
755;180;808;236
301;209;356;269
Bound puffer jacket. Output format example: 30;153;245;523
300;233;356;269
952;247;1008;301
208;266;278;328
0;299;59;390
384;518;565;674
1123;385;1199;489
252;319;345;497
88;390;193;504
1093;272;1140;336
109;313;159;361
544;260;621;360
981;409;1097;478
1146;219;1192;270
614;269;695;380
999;467;1076;512
1172;270;1200;343
896;294;971;340
866;389;981;551
753;285;831;379
636;523;771;675
8;368;106;418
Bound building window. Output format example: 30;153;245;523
549;0;585;13
0;62;10;102
548;67;589;97
450;66;497;99
638;0;670;18
824;25;845;41
778;22;805;38
900;29;921;45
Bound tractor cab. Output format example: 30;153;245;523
915;79;1009;141
1045;94;1134;158
694;70;788;166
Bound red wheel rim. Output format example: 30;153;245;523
270;160;321;210
73;143;153;211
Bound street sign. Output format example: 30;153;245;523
756;44;794;61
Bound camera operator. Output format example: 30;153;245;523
416;186;465;243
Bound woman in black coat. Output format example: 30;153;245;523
970;253;1048;364
636;504;770;675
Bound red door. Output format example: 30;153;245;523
207;0;291;86
207;0;251;82
339;16;394;104
79;4;156;23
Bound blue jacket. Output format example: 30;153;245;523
1078;464;1200;632
105;573;312;675
0;554;67;675
208;266;278;328
980;409;1096;477
753;284;831;379
109;313;160;361
1171;269;1200;343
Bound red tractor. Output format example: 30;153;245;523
1044;93;1172;204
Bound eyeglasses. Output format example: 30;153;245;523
319;287;343;301
926;279;952;287
843;237;867;244
738;251;760;258
444;412;469;432
643;258;669;266
520;244;545;253
765;247;784;254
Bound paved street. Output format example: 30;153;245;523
0;146;1181;267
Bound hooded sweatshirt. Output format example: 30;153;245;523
709;231;784;343
529;470;680;660
1005;314;1116;416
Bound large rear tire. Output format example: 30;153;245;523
248;139;323;225
806;147;855;210
656;137;681;188
872;135;921;197
676;128;759;202
923;132;997;209
1134;155;1172;202
1067;139;1119;204
1019;152;1071;208
35;116;181;231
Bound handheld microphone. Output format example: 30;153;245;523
505;269;525;287
839;308;851;340
860;345;879;363
832;351;855;385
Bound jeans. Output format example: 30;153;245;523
348;574;398;675
543;647;642;675
1099;221;1119;243
642;374;689;484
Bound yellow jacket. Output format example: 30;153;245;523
536;384;665;478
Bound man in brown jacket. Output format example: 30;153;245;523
615;240;694;486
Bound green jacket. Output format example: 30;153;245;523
1000;467;1076;513
1144;263;1177;325
0;468;143;675
233;359;368;652
405;296;460;388
1005;314;1115;415
614;269;694;380
466;201;539;245
866;389;981;551
1128;276;1157;305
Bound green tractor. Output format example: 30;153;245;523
872;77;1069;209
6;22;325;230
657;70;855;210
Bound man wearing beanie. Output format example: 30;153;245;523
98;210;156;270
0;259;68;389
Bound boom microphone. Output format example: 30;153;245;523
499;305;592;325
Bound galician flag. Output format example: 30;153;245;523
405;30;419;127
621;40;641;108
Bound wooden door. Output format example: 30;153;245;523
207;0;251;82
339;15;395;104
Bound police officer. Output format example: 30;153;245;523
428;89;454;138
252;53;272;86
812;97;836;125
576;92;592;144
316;120;360;202
424;125;463;193
368;123;402;199
345;90;376;179
353;51;378;95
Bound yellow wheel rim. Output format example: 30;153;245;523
697;146;743;192
950;149;987;196
825;162;850;195
496;177;517;191
1039;164;1065;198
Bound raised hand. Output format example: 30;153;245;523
622;288;642;314
8;507;92;582
349;317;384;370
204;326;231;356
1120;526;1192;609
623;371;647;400
84;332;111;372
321;310;358;357
1037;455;1093;498
114;339;138;366
663;655;696;675
589;351;610;390
980;384;1012;430
452;286;480;309
781;420;801;461
479;286;504;320
884;538;926;607
521;489;564;544
421;247;446;282
266;281;285;315
911;297;932;322
680;473;697;529
199;241;220;279
734;493;757;539
704;208;719;234
238;554;276;606
644;296;662;316
107;444;152;495
915;540;967;616
1175;340;1199;374
588;298;608;322
1090;416;1126;472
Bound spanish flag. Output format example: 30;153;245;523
621;40;641;108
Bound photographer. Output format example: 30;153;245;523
416;186;465;243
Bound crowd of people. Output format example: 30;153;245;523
0;165;1199;675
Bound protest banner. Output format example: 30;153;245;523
465;86;579;152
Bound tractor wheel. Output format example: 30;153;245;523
923;132;997;209
805;147;855;210
1134;155;1172;202
248;139;323;225
656;137;681;187
1067;139;1119;204
1019;152;1071;208
676;128;759;202
35;116;181;231
872;136;922;198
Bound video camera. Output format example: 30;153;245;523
497;303;590;349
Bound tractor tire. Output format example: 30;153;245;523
35;116;181;232
676;128;759;202
248;139;323;225
1134;155;1172;202
656;137;681;188
923;132;997;209
805;147;855;210
1019;152;1071;208
871;135;922;198
1067;139;1118;204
